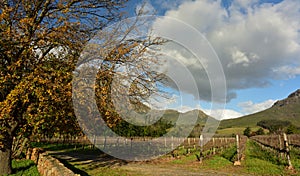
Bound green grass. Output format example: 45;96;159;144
170;154;197;164
6;159;40;176
221;145;237;162
216;127;246;135
217;127;263;135
290;147;300;172
30;142;91;151
203;156;233;170
244;140;287;175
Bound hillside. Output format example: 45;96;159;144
157;109;218;137
219;89;300;130
165;109;218;125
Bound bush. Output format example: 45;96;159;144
243;127;251;137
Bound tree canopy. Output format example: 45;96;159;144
0;0;129;174
257;119;291;134
0;0;169;174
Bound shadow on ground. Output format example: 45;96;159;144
49;148;128;176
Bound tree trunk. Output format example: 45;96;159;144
0;134;13;175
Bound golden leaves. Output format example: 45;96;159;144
19;17;34;26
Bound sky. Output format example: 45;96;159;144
121;0;300;119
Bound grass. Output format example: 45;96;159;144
221;145;237;162
290;147;300;172
243;140;298;175
30;142;91;152
170;154;196;164
217;127;246;135
202;156;233;170
6;159;40;176
217;127;262;135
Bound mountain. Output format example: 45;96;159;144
157;109;218;137
159;109;215;125
133;89;300;135
219;89;300;130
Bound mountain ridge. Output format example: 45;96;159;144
219;89;300;130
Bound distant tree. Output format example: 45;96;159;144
243;127;251;137
257;120;291;134
256;128;265;135
112;119;173;137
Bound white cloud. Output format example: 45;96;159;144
203;108;244;120
273;66;300;79
202;99;276;120
238;99;276;114
152;0;300;102
174;105;197;113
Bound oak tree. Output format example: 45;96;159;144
0;0;127;174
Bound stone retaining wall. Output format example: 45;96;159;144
27;148;79;176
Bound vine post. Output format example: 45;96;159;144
234;134;241;166
283;133;293;169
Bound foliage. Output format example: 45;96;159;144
0;0;128;174
286;125;300;134
112;119;173;137
92;37;167;129
0;0;127;143
243;127;251;137
257;119;291;134
221;145;237;162
255;128;265;135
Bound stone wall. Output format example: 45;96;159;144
27;148;79;176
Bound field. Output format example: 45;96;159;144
13;134;300;176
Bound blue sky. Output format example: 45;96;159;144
121;0;300;119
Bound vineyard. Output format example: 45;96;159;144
31;135;246;162
251;134;300;169
27;133;300;175
251;134;300;149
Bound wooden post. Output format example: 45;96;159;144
171;136;174;150
92;135;96;149
199;135;203;163
283;133;293;169
212;138;216;155
234;135;241;166
278;135;284;159
103;135;106;149
164;137;167;148
278;135;282;149
117;138;119;148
